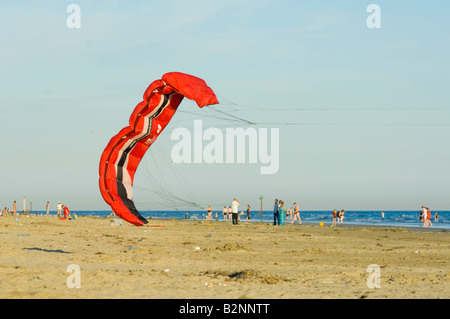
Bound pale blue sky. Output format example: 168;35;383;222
1;1;449;212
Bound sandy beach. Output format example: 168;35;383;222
0;215;448;299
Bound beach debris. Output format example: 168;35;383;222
203;269;287;285
164;269;170;273
215;243;250;251
110;219;123;226
17;234;29;237
194;246;201;251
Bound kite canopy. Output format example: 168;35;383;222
98;72;218;226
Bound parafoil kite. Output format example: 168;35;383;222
98;72;218;226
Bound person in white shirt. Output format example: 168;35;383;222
231;198;240;225
57;202;62;218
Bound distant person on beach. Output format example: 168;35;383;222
231;198;239;225
273;199;279;225
228;206;232;220
338;210;345;223
246;205;251;221
332;209;337;226
291;203;301;224
46;201;50;216
421;206;430;227
278;201;286;226
206;205;212;220
426;207;432;227
290;207;294;219
435;212;439;222
57;202;62;218
421;206;426;227
13;201;17;216
222;206;228;221
381;211;385;218
62;205;70;219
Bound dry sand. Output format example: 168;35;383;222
0;215;448;299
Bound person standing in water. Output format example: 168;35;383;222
332;209;337;226
222;206;228;221
206;205;212;220
421;206;429;227
426;207;432;227
291;202;301;224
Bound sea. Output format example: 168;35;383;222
35;210;450;230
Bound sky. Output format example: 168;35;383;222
1;0;450;212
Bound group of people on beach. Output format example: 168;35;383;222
331;209;345;226
420;206;436;227
273;199;301;226
202;199;347;227
203;199;304;226
200;200;246;224
1;200;20;217
205;198;244;224
205;198;303;226
216;200;252;224
0;200;74;220
206;199;245;224
1;202;16;216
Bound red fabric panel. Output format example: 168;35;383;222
99;72;218;226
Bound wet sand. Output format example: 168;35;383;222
0;215;448;299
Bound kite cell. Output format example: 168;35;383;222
98;72;218;226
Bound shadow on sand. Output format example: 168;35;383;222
23;247;72;254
